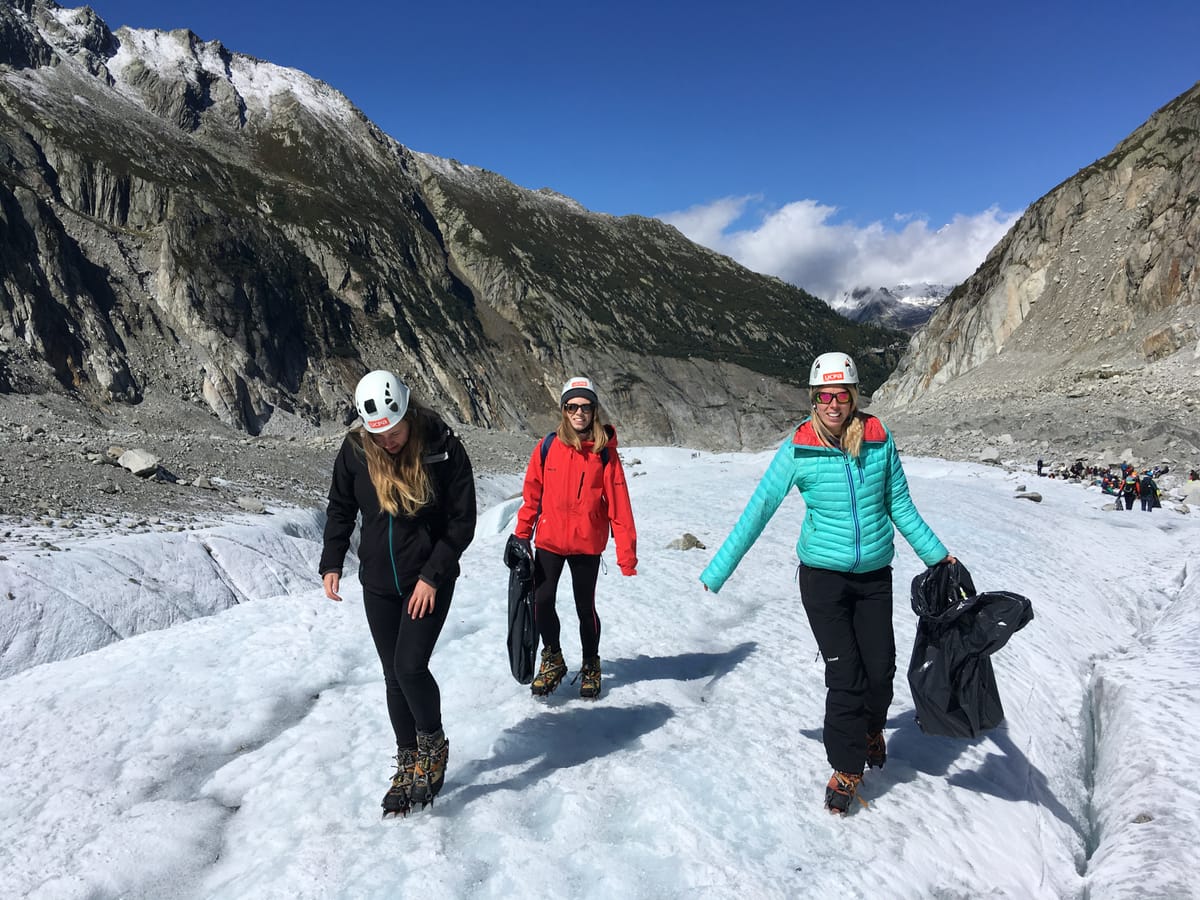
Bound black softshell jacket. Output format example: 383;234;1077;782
907;560;1034;738
319;413;476;594
503;534;537;684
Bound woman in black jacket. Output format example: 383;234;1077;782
319;370;476;817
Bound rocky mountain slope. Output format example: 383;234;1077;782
0;0;901;452
872;81;1200;471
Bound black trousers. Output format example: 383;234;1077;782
363;580;454;748
798;564;895;775
533;549;602;659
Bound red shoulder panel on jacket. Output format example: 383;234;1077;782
792;420;819;446
862;415;887;442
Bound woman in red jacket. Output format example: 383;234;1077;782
513;376;638;699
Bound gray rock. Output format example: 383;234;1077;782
666;533;706;551
117;449;160;477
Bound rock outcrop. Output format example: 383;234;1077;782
873;80;1200;468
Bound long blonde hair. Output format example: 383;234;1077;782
809;385;865;459
556;403;610;453
356;405;434;517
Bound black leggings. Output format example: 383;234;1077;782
533;549;601;659
363;580;454;748
798;564;895;775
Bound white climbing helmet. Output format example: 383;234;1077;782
354;370;410;433
809;352;859;386
560;376;599;407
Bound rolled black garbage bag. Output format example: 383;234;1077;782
503;534;538;684
910;558;977;620
908;559;1034;738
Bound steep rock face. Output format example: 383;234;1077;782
876;81;1200;406
871;80;1200;466
0;1;903;448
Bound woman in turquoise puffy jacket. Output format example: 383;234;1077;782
699;352;954;815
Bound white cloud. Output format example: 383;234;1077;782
659;196;1022;303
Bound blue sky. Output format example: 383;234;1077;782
82;0;1200;300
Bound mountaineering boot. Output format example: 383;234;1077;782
824;771;865;815
381;744;417;818
577;656;602;699
410;729;449;809
530;647;568;696
866;730;887;770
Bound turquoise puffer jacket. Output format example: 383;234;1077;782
700;415;947;593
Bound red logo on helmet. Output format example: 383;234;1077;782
569;379;589;388
822;373;844;382
367;416;391;430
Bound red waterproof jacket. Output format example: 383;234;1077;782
514;427;638;574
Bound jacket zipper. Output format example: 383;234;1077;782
843;453;862;571
388;514;402;594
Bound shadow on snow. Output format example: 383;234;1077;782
602;641;757;693
447;702;674;808
446;644;757;808
802;709;1082;833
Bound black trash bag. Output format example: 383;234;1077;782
503;534;538;684
910;560;977;619
907;559;1034;738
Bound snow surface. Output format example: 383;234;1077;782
1;449;1197;899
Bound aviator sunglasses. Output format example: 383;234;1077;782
814;390;852;405
563;402;594;414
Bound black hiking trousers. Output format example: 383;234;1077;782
363;580;455;748
533;549;602;660
798;564;895;775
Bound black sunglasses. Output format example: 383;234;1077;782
563;402;594;414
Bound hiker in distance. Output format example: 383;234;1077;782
698;352;955;815
512;376;638;700
319;370;476;817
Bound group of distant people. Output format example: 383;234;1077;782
1037;458;1170;511
1113;465;1162;511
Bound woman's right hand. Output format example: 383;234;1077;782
323;571;342;602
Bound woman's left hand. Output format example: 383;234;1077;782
408;578;437;619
